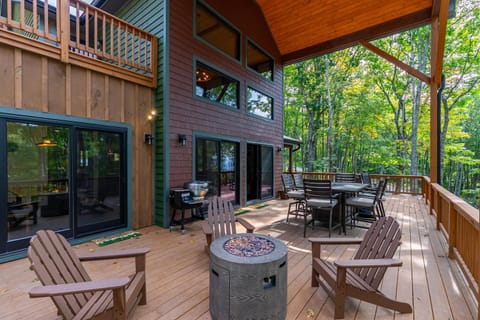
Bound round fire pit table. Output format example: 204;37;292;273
209;233;287;320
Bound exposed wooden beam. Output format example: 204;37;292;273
281;8;432;65
360;40;431;84
431;0;450;86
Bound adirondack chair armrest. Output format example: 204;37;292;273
309;237;363;245
309;238;363;259
29;277;130;298
78;247;150;261
236;217;255;233
334;258;403;269
78;248;149;273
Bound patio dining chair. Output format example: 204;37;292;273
309;216;412;319
28;230;149;320
346;179;385;228
202;196;255;254
335;173;357;183
303;179;340;237
281;173;305;222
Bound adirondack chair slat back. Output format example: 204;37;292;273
28;230;92;320
353;216;401;289
208;196;236;239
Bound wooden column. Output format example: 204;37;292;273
429;0;449;184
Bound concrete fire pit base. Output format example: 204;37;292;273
209;233;288;320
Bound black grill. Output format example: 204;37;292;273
169;189;204;234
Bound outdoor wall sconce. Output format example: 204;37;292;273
144;133;154;145
147;109;157;121
277;146;283;152
178;134;187;146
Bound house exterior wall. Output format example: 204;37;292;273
117;0;284;226
0;42;155;229
167;0;284;208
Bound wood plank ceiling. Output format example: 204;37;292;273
255;0;435;64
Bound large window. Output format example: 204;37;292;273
195;137;240;205
1;117;127;254
247;41;274;81
195;2;240;60
195;61;239;109
247;87;273;119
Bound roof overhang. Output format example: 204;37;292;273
255;0;456;65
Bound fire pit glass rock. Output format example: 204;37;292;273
223;235;275;257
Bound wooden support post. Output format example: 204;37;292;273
447;202;456;259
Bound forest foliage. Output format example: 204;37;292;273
283;0;479;207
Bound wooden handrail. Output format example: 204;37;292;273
0;0;157;87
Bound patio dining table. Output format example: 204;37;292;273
331;182;369;233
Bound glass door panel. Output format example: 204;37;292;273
7;122;70;245
196;138;239;205
260;146;273;198
246;144;273;201
76;130;125;235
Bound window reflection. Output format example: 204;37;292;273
247;87;273;119
196;138;239;204
196;2;240;60
195;61;239;108
7;122;69;241
247;41;274;80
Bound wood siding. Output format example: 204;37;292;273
168;0;284;207
118;0;168;226
0;42;155;229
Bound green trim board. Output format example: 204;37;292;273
117;0;169;228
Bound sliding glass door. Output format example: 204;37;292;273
195;138;240;205
1;117;127;255
246;143;273;202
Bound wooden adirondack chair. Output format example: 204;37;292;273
309;216;412;319
28;230;149;320
202;196;255;254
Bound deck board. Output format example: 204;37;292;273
0;194;477;319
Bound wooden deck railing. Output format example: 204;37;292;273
299;172;425;195
287;171;479;316
0;0;157;87
430;183;479;306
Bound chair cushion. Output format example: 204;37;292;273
346;197;374;207
287;190;304;199
307;198;337;208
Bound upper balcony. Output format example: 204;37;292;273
0;0;157;88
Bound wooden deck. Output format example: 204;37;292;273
0;194;477;319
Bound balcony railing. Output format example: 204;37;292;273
288;171;479;314
0;0;157;87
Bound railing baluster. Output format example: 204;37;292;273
7;0;12;25
102;14;106;55
32;0;37;35
20;0;25;30
94;10;98;55
85;6;90;50
117;21;121;65
76;1;80;48
109;18;114;58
